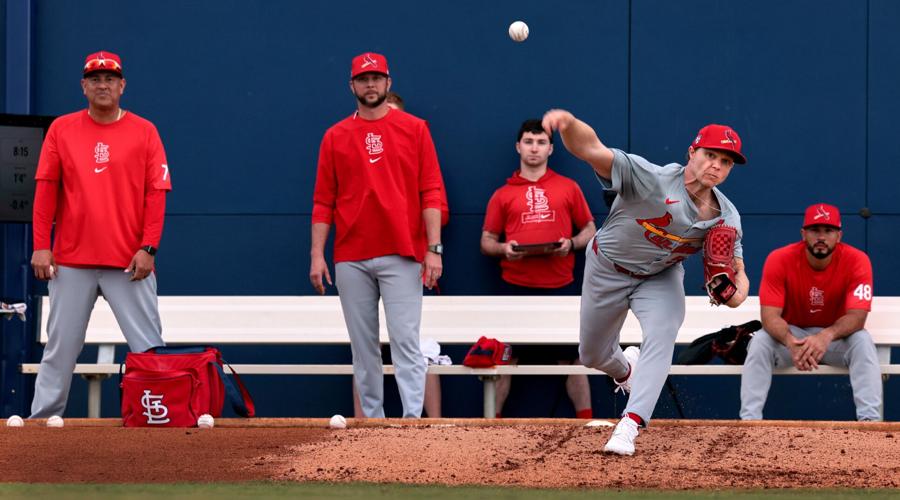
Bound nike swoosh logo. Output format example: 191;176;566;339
369;157;382;164
665;198;679;205
810;309;822;313
94;167;108;173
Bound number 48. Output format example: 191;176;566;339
853;284;872;301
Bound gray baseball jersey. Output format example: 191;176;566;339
596;149;742;274
579;148;743;425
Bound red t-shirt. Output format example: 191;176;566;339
483;169;594;288
34;110;172;268
312;109;443;263
759;241;873;327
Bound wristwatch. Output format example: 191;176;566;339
140;245;157;256
427;243;444;255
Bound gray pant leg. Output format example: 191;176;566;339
739;329;792;420
578;247;633;377
820;329;882;421
622;263;685;424
336;260;385;418
30;266;100;418
377;256;425;418
98;269;164;352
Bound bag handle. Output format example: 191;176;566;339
212;360;256;417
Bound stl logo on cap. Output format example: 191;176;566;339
361;54;378;69
803;203;842;229
691;124;747;164
351;52;390;78
722;129;738;146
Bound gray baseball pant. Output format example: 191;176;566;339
579;245;685;425
30;265;164;418
740;325;882;421
336;255;425;418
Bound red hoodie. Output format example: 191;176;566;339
483;168;593;288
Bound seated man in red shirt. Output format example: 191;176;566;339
480;119;597;418
740;203;882;421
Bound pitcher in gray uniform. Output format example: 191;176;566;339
542;110;750;455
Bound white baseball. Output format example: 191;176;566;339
46;415;64;428
329;414;346;429
6;415;24;427
197;414;215;429
508;21;529;42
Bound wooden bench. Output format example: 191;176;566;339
21;295;900;418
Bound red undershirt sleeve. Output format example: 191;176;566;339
32;180;59;250
141;189;167;247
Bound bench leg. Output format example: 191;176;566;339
86;376;103;418
85;344;116;418
479;375;499;419
877;346;890;419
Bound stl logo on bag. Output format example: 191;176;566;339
141;389;171;424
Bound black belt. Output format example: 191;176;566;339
593;238;657;280
613;263;655;280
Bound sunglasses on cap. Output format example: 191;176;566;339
83;58;122;75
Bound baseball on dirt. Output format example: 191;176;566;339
46;415;64;428
6;415;24;427
508;21;529;42
197;414;215;429
329;414;347;429
585;419;616;428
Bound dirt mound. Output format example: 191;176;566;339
2;419;899;489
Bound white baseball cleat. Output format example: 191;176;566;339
613;346;641;394
603;417;639;456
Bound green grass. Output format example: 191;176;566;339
0;483;897;500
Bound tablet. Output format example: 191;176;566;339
511;241;563;254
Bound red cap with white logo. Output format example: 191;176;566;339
351;53;389;78
803;203;841;229
83;51;123;77
692;124;746;164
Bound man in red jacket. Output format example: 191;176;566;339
30;51;171;418
310;53;445;418
481;119;597;418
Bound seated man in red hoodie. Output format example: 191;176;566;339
480;119;597;418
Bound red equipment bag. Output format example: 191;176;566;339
121;346;255;427
463;336;512;368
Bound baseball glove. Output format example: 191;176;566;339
703;222;738;306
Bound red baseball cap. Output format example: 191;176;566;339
83;51;123;77
691;124;746;164
803;203;841;229
350;52;389;79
